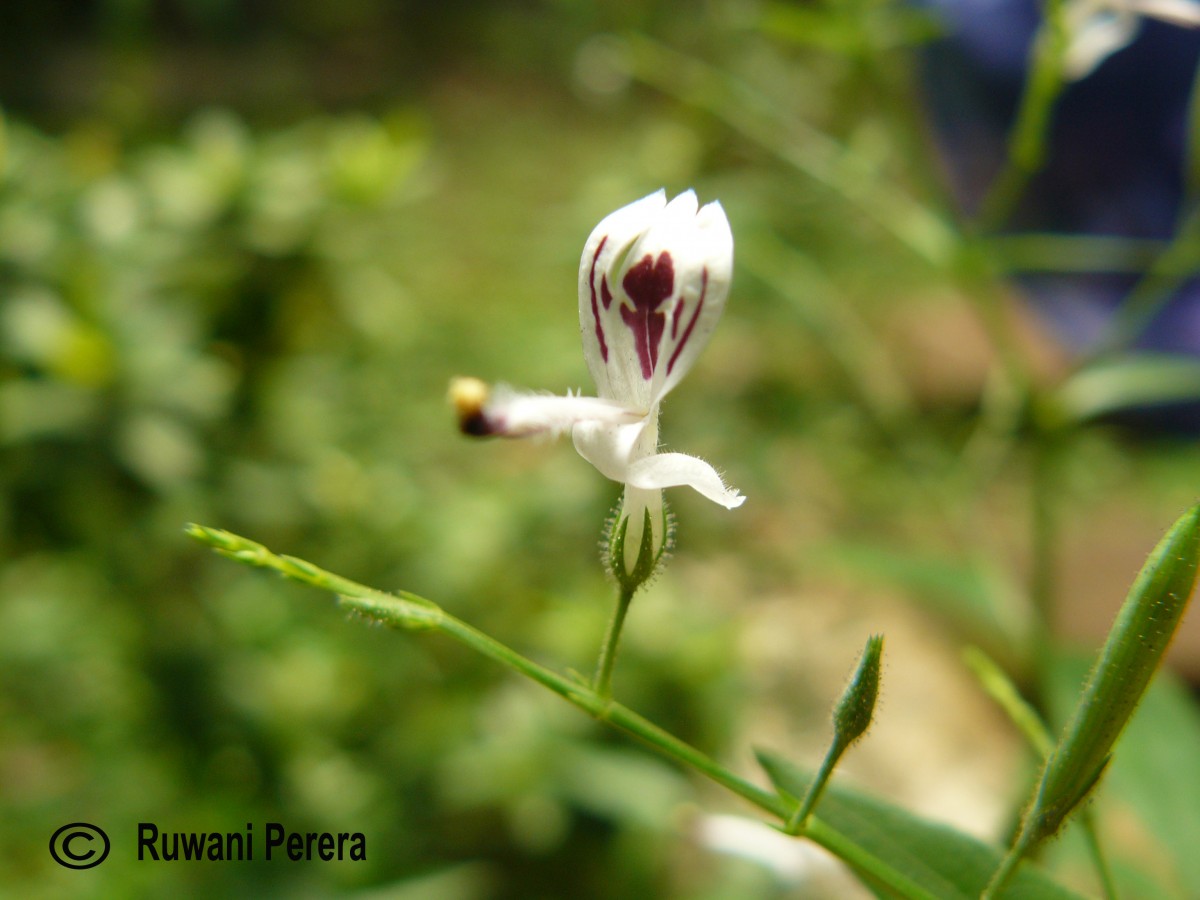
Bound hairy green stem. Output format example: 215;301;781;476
342;586;787;813
981;835;1032;900
594;586;635;700
187;524;942;899
348;591;939;898
965;646;1116;895
784;737;844;835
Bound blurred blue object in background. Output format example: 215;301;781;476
918;0;1200;369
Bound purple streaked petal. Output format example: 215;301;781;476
667;268;706;376
620;250;675;379
578;189;733;407
582;193;731;408
588;235;610;363
644;197;733;402
578;190;669;401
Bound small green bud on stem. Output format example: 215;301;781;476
786;635;884;834
834;633;884;748
606;494;670;594
594;498;674;700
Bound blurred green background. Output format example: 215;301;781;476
4;1;1200;898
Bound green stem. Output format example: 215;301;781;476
981;833;1032;900
353;588;788;814
1028;431;1057;686
186;524;942;900
594;586;634;700
785;737;846;834
1101;205;1200;352
354;592;935;898
975;435;1060;899
965;646;1118;896
975;0;1069;232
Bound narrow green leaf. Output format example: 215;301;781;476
187;523;441;626
1021;503;1200;849
988;233;1167;274
1047;655;1200;897
1052;354;1200;424
757;750;1084;899
966;648;1119;897
963;646;1052;757
1105;209;1200;349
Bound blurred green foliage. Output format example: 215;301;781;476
4;1;1200;898
0;6;763;895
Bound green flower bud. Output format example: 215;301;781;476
834;634;884;748
606;487;673;594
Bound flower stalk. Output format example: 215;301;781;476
187;523;940;900
593;586;635;701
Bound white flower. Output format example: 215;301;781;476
1063;0;1200;79
452;189;744;579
